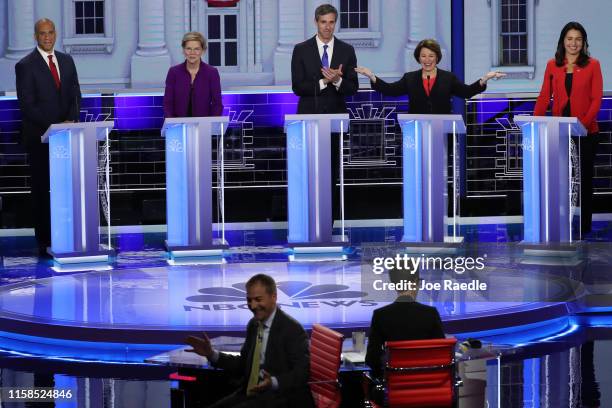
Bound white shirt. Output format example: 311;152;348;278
315;35;342;90
37;46;61;80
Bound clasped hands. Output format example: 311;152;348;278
322;63;343;84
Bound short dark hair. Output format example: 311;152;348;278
414;39;442;64
246;274;277;295
388;264;420;287
315;4;338;21
555;21;590;68
34;18;56;34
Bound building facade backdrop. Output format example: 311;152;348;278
0;0;452;91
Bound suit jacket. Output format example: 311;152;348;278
291;36;358;114
214;308;314;407
365;296;445;378
15;49;81;148
534;57;603;134
163;61;223;118
372;69;485;114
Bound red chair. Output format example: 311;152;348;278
365;338;459;408
309;323;344;408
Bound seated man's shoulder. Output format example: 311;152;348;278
276;309;306;333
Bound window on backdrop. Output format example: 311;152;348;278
340;0;369;30
499;0;527;66
207;12;238;68
74;0;105;35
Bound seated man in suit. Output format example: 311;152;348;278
186;274;314;408
365;265;445;380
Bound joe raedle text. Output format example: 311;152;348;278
372;279;488;292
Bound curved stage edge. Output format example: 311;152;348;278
0;259;609;365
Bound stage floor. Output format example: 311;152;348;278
0;220;610;364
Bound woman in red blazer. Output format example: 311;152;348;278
534;22;603;234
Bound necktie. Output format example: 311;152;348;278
48;55;61;89
246;321;264;395
321;44;329;68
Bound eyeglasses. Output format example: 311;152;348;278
184;47;203;53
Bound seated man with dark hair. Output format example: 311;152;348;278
186;274;314;408
365;265;445;379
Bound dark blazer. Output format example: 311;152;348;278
534;57;603;134
214;308;314;407
15;49;81;148
372;69;485;114
291;36;358;114
365;296;445;378
163;61;223;118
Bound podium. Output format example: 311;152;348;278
162;117;229;260
514;115;587;244
42;121;115;264
284;114;349;253
397;114;465;245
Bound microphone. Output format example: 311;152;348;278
549;73;554;102
426;75;433;113
73;82;81;122
314;74;320;114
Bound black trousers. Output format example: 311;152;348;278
575;133;600;234
27;142;51;251
207;389;289;408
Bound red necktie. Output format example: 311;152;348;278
48;55;61;89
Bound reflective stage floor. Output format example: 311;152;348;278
0;220;611;407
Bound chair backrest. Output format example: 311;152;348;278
310;324;344;408
384;338;457;408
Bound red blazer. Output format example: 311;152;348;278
534;57;603;133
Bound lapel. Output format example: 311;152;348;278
34;49;61;93
428;69;441;96
329;37;341;68
309;36;322;69
262;309;281;364
415;69;429;99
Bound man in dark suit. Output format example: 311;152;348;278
365;265;445;379
186;274;314;408
291;4;358;114
15;18;81;256
290;4;358;222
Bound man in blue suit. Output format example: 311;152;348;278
15;18;81;256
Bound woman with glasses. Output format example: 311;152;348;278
163;32;223;118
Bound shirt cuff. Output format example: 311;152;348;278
271;376;279;390
333;77;343;89
319;79;327;91
209;349;220;364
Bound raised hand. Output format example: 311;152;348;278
481;71;506;84
185;332;213;359
355;66;376;82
